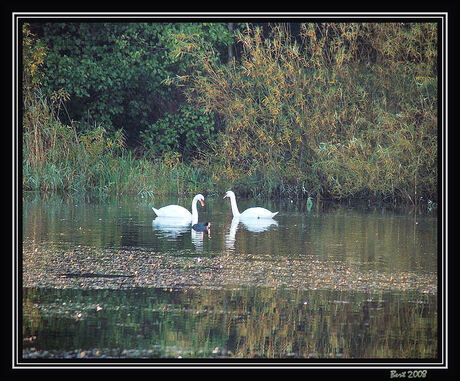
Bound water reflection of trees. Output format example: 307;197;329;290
221;208;437;274
23;287;437;359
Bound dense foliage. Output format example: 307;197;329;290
34;22;232;145
22;22;439;204
174;23;438;202
140;104;215;161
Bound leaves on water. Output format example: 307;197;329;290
23;239;437;294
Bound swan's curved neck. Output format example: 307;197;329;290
228;194;241;217
191;198;199;224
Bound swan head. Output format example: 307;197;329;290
223;190;235;199
194;194;205;206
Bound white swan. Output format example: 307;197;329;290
223;191;278;219
152;194;204;225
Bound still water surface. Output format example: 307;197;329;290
22;193;438;359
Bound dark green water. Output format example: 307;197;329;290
21;193;438;359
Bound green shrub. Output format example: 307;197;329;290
139;105;215;161
34;22;232;145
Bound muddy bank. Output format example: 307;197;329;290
22;240;437;294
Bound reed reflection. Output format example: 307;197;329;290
22;287;437;359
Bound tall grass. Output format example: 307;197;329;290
21;86;224;196
23;134;222;196
173;23;438;203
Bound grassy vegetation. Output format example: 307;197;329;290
174;23;438;203
21;24;225;197
23;129;224;197
22;22;438;205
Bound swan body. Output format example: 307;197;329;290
223;191;278;219
152;194;204;225
152;216;192;228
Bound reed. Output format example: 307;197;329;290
23;135;221;197
173;23;438;203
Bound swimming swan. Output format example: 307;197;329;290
223;191;278;219
152;194;204;225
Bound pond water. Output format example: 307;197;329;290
21;193;439;360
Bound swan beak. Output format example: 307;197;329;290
223;194;227;199
200;200;204;206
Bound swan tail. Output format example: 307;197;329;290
152;207;160;216
271;211;279;218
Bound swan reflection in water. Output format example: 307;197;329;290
151;216;191;241
240;217;278;232
153;217;211;250
191;227;211;252
225;216;278;250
